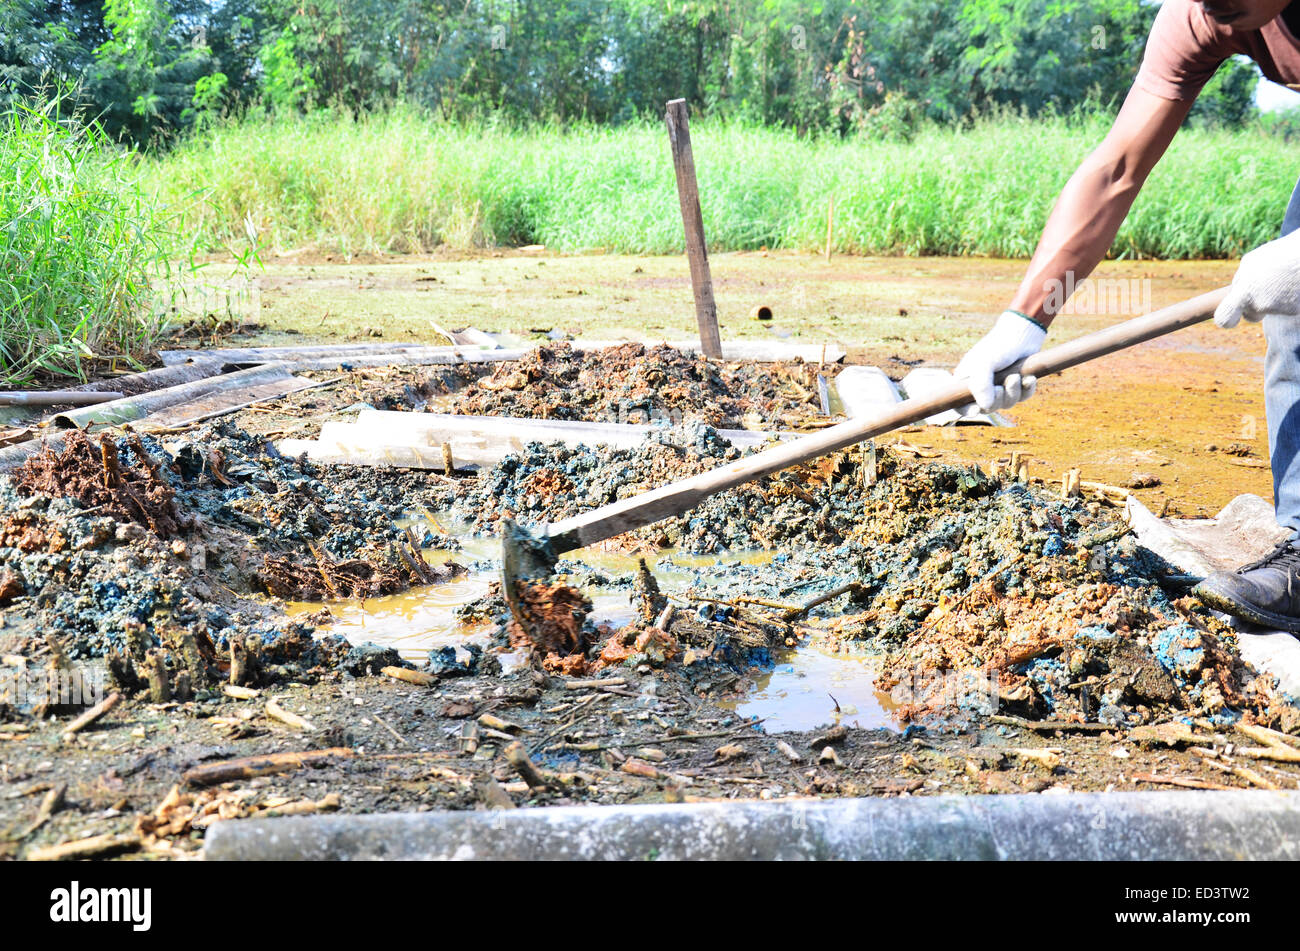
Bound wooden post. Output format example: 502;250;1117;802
824;195;835;261
664;99;722;359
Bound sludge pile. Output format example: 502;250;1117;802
439;424;884;553
438;425;1293;730
0;423;456;696
0;376;1293;734
448;341;828;429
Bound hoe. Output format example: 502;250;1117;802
501;287;1229;625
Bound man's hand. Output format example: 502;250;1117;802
1215;229;1300;328
953;311;1046;413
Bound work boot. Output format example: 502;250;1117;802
1194;540;1300;633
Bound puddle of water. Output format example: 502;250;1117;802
284;539;768;661
285;517;893;730
719;643;900;733
284;576;497;661
283;515;500;661
564;545;776;576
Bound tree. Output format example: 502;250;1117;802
956;0;1155;115
1189;54;1259;127
88;0;220;143
6;0;1183;139
1;0;111;106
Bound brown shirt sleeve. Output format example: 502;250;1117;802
1135;0;1237;100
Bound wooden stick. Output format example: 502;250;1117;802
28;831;141;861
371;711;409;747
459;720;480;756
1230;766;1282;790
183;748;355;786
478;712;525;734
1236;721;1300;750
1061;467;1081;500
1190;749;1280;790
1235;745;1300;764
1045;473;1132;496
21;783;67;837
824;195;835;261
504;740;550;789
144;649;170;704
1131;772;1236;791
266;697;316;732
990;714;1112;733
665;99;722;359
263;792;342;817
36;633;88;718
784;581;859;621
61;691;121;739
563;677;627;690
229;636;255;686
381;666;436;687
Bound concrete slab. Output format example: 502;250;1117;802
203;790;1300;861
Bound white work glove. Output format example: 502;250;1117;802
953;310;1046;413
1215;229;1300;328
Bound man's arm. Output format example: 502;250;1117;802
1010;85;1195;328
955;85;1195;412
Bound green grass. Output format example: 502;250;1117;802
144;106;1293;260
0;102;192;386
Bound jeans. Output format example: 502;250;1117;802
1263;174;1300;532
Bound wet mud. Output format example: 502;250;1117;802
448;341;832;430
2;340;1298;860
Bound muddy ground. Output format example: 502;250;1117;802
2;252;1295;862
233;250;1266;516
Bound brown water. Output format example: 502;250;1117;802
282;535;774;660
284;525;894;732
719;644;900;732
282;531;499;658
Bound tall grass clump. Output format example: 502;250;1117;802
0;102;186;386
145;105;1296;260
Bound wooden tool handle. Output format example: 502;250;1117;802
1017;287;1227;380
546;287;1229;553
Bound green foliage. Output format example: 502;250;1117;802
1258;104;1300;141
186;69;227;126
956;0;1153;115
3;0;251;144
1;0;109;107
141;106;1294;261
258;26;314;111
0;101;187;384
6;0;1193;142
88;0;216;144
